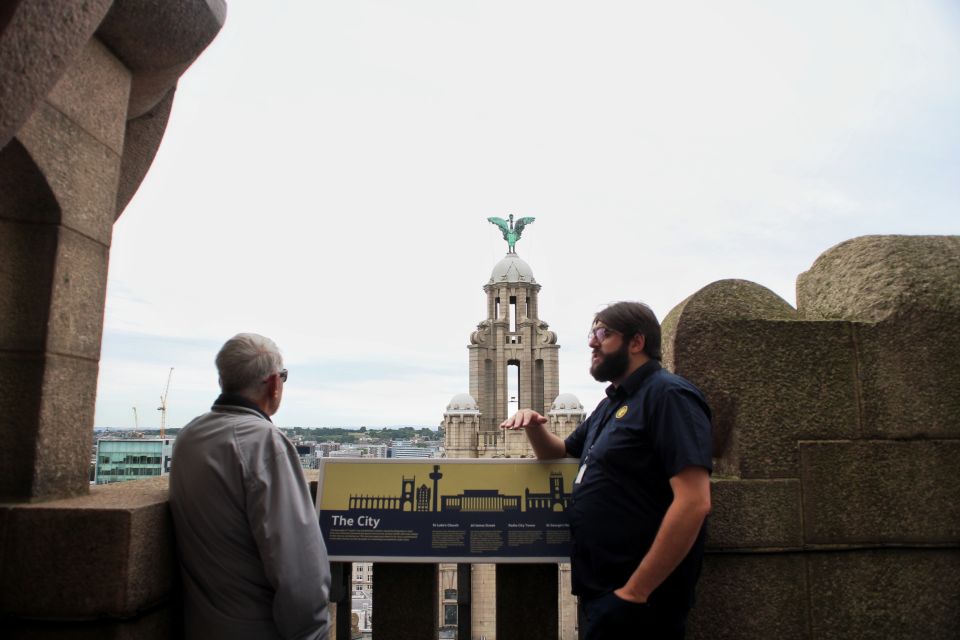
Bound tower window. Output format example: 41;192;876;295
507;360;520;417
509;296;517;331
534;359;544;414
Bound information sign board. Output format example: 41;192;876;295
315;458;579;563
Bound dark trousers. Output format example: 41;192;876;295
581;592;687;640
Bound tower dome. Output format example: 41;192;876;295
445;393;480;414
488;254;536;285
549;393;584;414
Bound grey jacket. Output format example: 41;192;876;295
169;402;331;639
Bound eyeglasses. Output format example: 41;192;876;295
587;326;620;343
265;369;288;384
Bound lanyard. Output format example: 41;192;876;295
575;399;622;485
581;397;624;465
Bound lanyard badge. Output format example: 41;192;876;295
574;463;587;485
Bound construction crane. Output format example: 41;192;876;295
158;367;173;439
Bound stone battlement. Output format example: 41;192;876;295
662;235;960;639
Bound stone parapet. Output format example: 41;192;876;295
0;477;177;626
797;236;960;439
665;235;960;639
663;279;860;478
690;549;960;640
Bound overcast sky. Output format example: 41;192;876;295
94;1;959;430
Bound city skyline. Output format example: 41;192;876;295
95;1;959;429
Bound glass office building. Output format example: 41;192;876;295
94;439;174;485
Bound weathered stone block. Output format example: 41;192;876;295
800;440;960;544
18;102;121;246
97;0;228;119
46;227;110;360
0;353;46;499
807;549;960;640
731;320;859;479
0;219;57;352
35;355;101;499
688;553;808;640
46;38;131;155
0;137;61;223
856;312;960;439
708;479;802;550
0;0;114;149
663;280;860;479
0;351;99;502
0;477;175;619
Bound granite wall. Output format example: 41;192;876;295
0;1;225;636
663;235;960;639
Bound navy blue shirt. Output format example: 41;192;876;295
564;360;713;606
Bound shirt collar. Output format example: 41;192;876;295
605;359;662;400
212;392;272;422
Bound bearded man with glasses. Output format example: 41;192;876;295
170;333;331;639
502;302;712;640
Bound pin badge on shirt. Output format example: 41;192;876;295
615;405;629;419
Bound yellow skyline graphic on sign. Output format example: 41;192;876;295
318;459;578;511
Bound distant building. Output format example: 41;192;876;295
389;440;440;458
441;586;458;637
327;449;361;459
327;444;388;459
351;590;373;639
442;251;585;458
94;438;173;485
359;444;388;458
295;443;318;469
441;249;586;639
353;562;372;597
317;441;341;457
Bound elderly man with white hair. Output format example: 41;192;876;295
170;333;331;639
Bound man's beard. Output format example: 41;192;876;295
590;340;630;382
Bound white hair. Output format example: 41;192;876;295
215;333;283;395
